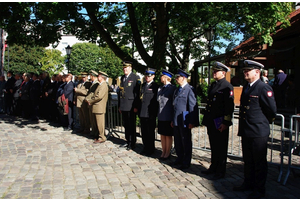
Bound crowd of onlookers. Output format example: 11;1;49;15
0;71;79;129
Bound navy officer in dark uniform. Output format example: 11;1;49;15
202;62;234;180
118;61;140;150
233;60;276;199
171;68;199;170
138;68;159;156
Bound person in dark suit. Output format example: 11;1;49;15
138;68;159;156
202;62;234;180
4;71;15;115
19;73;32;119
171;68;199;170
62;73;74;131
233;60;277;199
118;61;140;150
29;73;41;121
272;69;288;108
40;72;51;119
157;69;176;160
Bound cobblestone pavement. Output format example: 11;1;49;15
0;114;300;199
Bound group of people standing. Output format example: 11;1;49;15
117;59;276;199
117;61;199;171
0;70;110;144
1;58;278;199
202;60;277;199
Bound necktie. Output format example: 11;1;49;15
177;86;182;95
245;84;250;93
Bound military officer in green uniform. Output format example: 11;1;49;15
84;70;100;138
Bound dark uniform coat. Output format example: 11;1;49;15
238;79;276;138
238;79;276;194
118;72;140;111
202;78;234;176
202;78;234;127
138;81;159;154
139;81;159;118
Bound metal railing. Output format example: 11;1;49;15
282;115;300;185
105;95;299;185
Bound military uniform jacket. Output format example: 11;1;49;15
138;81;159;118
202;78;234;127
86;82;108;114
85;80;100;103
157;84;176;121
118;73;140;111
173;83;199;127
75;81;92;108
238;79;277;138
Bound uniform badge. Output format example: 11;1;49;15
230;90;233;96
267;91;273;97
128;81;133;87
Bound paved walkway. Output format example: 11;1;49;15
0;114;300;199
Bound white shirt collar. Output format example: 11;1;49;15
180;82;188;88
249;78;259;87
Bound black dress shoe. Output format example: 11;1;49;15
247;191;265;199
140;150;147;155
211;173;224;180
233;184;254;192
201;169;215;175
179;164;190;170
171;160;183;166
126;146;131;150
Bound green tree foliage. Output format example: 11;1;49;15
4;44;44;74
68;42;123;80
39;49;65;76
0;2;294;73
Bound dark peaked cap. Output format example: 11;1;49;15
212;61;230;72
243;60;264;70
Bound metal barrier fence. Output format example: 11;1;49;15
105;94;299;185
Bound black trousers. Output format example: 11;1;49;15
207;125;229;175
122;110;136;147
31;100;39;120
140;117;156;153
242;136;268;193
67;101;73;128
173;126;192;166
